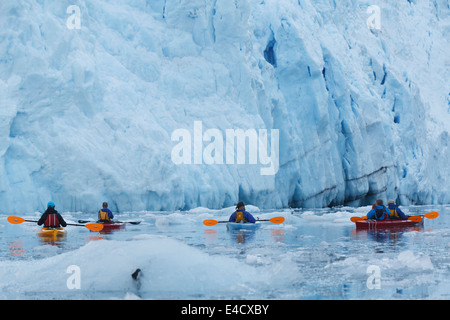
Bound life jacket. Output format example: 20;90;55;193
374;206;387;220
235;210;245;223
44;213;60;227
388;203;405;219
389;207;399;219
98;209;111;222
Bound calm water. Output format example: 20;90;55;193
0;204;449;299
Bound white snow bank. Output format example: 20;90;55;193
0;234;294;299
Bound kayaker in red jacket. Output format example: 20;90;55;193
37;201;67;228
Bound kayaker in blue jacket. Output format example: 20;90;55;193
387;200;407;220
98;202;114;222
366;199;390;220
229;202;256;223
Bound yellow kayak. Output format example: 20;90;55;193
37;227;67;238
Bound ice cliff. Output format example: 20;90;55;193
0;0;449;214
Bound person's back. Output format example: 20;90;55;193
98;202;114;222
366;200;389;220
387;200;407;220
38;202;67;227
229;202;256;223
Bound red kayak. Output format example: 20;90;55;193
96;221;125;232
355;218;424;230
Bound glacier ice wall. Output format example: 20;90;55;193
0;0;449;214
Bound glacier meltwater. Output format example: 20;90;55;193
0;205;449;300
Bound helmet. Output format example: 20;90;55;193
47;201;55;208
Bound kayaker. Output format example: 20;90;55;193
229;202;256;223
37;201;67;228
366;199;390;220
387;200;407;220
98;202;114;222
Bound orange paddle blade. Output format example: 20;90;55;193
408;216;423;222
85;223;104;231
7;216;25;224
203;219;219;227
424;212;439;219
269;216;285;224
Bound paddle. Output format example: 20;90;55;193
203;216;285;227
350;216;367;223
7;216;104;231
78;220;141;225
407;211;439;222
350;212;439;223
407;216;423;222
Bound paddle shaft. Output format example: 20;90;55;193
351;211;438;223
203;216;285;226
7;216;103;231
23;219;88;227
78;220;141;225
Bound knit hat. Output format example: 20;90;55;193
236;202;245;209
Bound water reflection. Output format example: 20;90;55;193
86;236;104;242
203;229;217;245
228;229;257;244
351;227;426;254
8;240;25;256
37;231;67;246
271;229;285;242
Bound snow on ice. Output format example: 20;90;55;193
0;233;286;300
